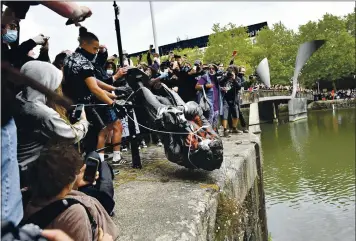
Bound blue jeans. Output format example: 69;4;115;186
1;118;23;225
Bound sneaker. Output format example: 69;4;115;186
122;147;128;152
141;140;147;148
231;128;243;134
157;140;163;147
104;153;113;159
242;128;249;133
112;154;127;165
112;152;122;163
220;130;231;138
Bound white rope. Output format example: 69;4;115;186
125;113;209;136
126;113;207;169
120;86;214;169
123;87;142;104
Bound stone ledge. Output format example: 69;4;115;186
112;133;261;241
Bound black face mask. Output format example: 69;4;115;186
77;48;97;62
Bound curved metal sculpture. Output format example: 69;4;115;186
256;58;271;88
291;40;326;98
115;68;224;171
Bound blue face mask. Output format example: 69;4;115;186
2;29;18;43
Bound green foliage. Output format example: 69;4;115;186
133;11;355;88
132;52;148;66
202;11;355;87
170;46;204;64
297;12;356;88
252;22;298;85
203;23;254;76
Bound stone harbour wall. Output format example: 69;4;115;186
112;133;268;241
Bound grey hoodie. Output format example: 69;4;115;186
14;61;89;169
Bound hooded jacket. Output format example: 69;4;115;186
14;61;89;169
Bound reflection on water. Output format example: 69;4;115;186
261;109;355;241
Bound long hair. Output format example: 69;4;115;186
46;85;69;123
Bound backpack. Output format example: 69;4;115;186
20;198;97;241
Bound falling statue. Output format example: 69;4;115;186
114;68;224;171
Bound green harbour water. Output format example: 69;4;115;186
260;108;355;241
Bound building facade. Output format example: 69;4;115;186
127;21;268;58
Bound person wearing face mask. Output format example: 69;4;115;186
1;21;49;69
63;27;125;163
105;62;116;77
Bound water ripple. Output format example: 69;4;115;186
261;109;355;241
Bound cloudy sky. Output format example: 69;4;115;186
18;1;354;60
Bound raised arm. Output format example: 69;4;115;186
41;1;92;25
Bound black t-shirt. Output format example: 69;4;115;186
63;50;96;104
178;72;198;103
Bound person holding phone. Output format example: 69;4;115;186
23;143;118;241
1;19;50;69
14;61;89;189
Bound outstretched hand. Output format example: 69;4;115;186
32;34;47;45
113;67;128;81
71;6;92;26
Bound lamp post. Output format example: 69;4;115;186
149;1;159;54
113;1;142;169
113;1;124;67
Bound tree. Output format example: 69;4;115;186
297;13;356;88
170;46;204;64
203;23;254;75
131;52;148;66
345;9;356;37
251;22;298;85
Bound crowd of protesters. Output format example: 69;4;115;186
314;88;356;101
1;2;251;240
6;1;352;240
1;2;117;241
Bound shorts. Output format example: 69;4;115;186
95;107;120;127
222;101;239;120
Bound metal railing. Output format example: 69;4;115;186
241;90;314;104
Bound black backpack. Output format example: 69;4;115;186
20;198;97;241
